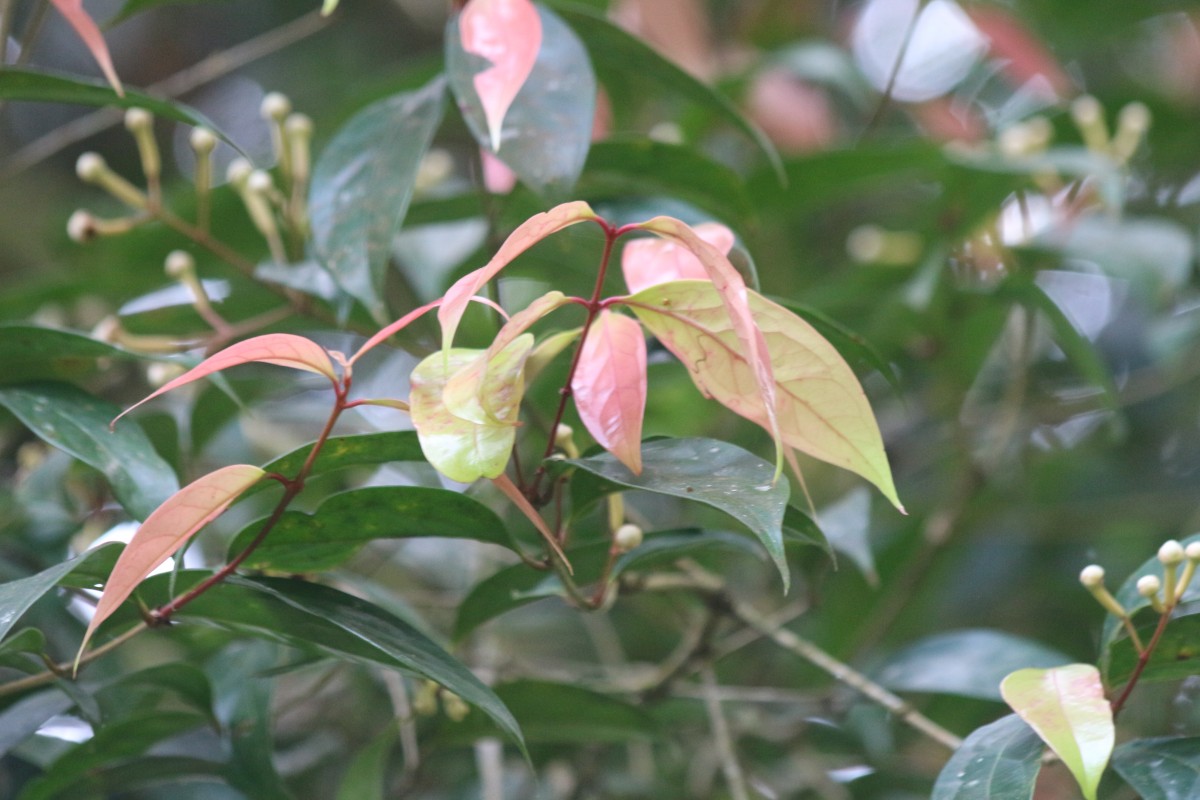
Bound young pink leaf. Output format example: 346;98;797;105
112;334;337;427
572;310;647;473
491;473;569;570
1001;664;1114;800
624;280;902;510
439;201;597;353
633;217;782;475
459;0;543;151
75;464;266;662
621;222;736;295
49;0;123;95
350;298;442;364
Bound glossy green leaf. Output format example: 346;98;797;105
1112;737;1200;800
0;544;122;642
310;77;447;321
228;485;515;572
98;662;215;721
0;690;75;757
22;757;225;798
0;381;178;521
248;432;425;496
550;3;782;178
438;680;658;745
448;4;594;197
567;437;790;588
0;325;145;386
876;630;1072;701
1000;664;1114;800
932;713;1043;800
1106;613;1200;687
782;505;831;555
815;487;876;582
0;628;46;672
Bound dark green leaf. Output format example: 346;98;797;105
0;628;45;673
310;77;447;322
782;505;831;555
0;325;146;386
567;438;791;589
438;680;658;745
447;5;595;198
875;630;1072;701
336;725;397;800
228;485;516;573
550;2;782;179
0;690;75;757
1106;613;1200;687
108;0;233;26
253;431;425;492
1112;737;1200;800
815;487;876;583
0;381;178;520
26;756;226;797
0;544;121;642
99;663;215;721
932;714;1043;800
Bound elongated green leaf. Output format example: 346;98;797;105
0;690;76;757
0;628;46;673
337;725;397;800
0;381;178;521
310;77;447;322
876;630;1072;701
568;438;790;587
249;431;425;496
228;486;515;572
1112;737;1200;800
626;280;902;510
23;757;225;799
0;545;122;642
550;3;782;178
448;4;594;196
438;680;658;745
0;325;144;386
782;505;831;554
1106;613;1200;687
932;714;1044;800
98;662;216;721
1001;664;1114;800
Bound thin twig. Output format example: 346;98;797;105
858;0;927;141
0;621;149;698
1111;606;1174;717
381;671;421;774
700;665;751;800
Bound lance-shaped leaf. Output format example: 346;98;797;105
350;299;441;364
1112;736;1200;799
112;334;336;426
76;464;266;661
622;222;736;295
457;0;542;151
625;280;901;509
439;201;597;353
932;713;1044;800
572;310;647;474
632;217;782;474
49;0;122;95
1000;664;1114;800
411;336;534;483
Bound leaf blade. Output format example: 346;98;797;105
932;713;1044;800
457;0;542;151
571;310;647;473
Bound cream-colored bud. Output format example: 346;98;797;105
442;692;470;722
554;424;574;447
147;361;186;388
284;113;313;139
1137;575;1162;598
1071;95;1102;126
614;523;644;553
260;92;292;121
226;158;253;186
67;211;98;243
1079;564;1105;588
247;169;275;195
412;681;439;717
1024;116;1053;150
1159;540;1185;565
1187;542;1200;561
123;107;152;132
92;316;121;343
75;152;107;182
189;126;217;154
1118;102;1150;136
164;250;195;279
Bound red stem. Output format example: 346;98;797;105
1110;606;1173;717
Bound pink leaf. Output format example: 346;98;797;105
633;217;782;475
112;334;337;427
492;473;570;570
1001;664;1114;800
481;147;518;194
350;298;442;364
571;310;647;473
621;222;735;295
439;201;597;353
49;0;123;95
459;0;543;151
76;464;266;662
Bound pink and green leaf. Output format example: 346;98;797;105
410;336;534;483
492;473;569;569
50;0;123;95
459;0;543;151
75;464;266;664
1000;664;1114;800
112;334;338;426
621;222;736;295
624;280;902;510
632;217;781;475
572;310;647;474
350;299;442;364
438;201;597;354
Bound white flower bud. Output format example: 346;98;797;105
123;107;152;132
92;316;120;343
260;91;292;121
247;169;274;195
164;250;195;279
147;361;186;387
1187;542;1200;561
225;158;253;186
442;692;470;722
554;424;574;447
75;152;107;182
67;210;98;243
614;523;643;553
189;126;217;154
284;113;313;139
1079;564;1105;588
1137;575;1162;598
1159;540;1185;566
1071;95;1102;126
1118;102;1150;136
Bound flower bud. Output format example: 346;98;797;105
412;681;439;717
442;692;470;722
75;152;107;182
67;210;98;243
225;158;253;187
1112;102;1151;163
1070;95;1110;154
1137;574;1162;598
260;92;292;121
1188;542;1200;561
147;361;186;388
75;152;147;209
164;250;195;280
247;169;275;196
189;126;217;154
123;107;152;133
1159;540;1185;566
1079;564;1105;588
614;523;643;553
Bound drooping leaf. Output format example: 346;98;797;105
0;690;76;758
227;486;516;573
438;200;597;353
770;298;902;395
0;544;121;643
571;310;647;473
449;4;594;196
310;78;447;322
1000;664;1114;800
567;438;790;588
48;0;123;94
410;337;533;483
350;298;442;364
78;464;266;659
111;334;337;427
630;219;783;475
0;325;145;386
626;280;902;509
0;382;178;520
456;0;542;151
622;222;736;295
876;630;1072;701
1112;736;1200;800
931;713;1044;800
